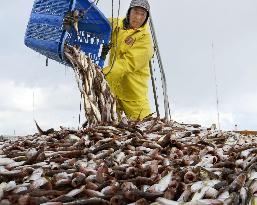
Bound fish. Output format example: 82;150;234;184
239;187;248;205
0;182;7;200
229;172;247;192
12;186;28;194
223;192;240;204
184;171;197;184
177;187;193;202
0;158;15;166
191;186;210;201
185;199;223;205
62;197;109;205
156;198;224;205
34;120;54;135
155;197;180;205
0;199;12;205
71;172;86;187
249;179;257;195
26;168;44;182
5;161;25;169
29;177;49;190
64;44;117;125
65;185;85;197
4;181;16;192
101;183;119;196
148;172;172;193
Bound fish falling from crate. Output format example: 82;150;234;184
64;44;118;125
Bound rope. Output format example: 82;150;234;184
33;91;35;121
111;0;114;40
150;60;160;117
152;53;172;120
46;57;49;67
152;58;160;108
149;15;171;121
158;58;172;120
211;42;221;130
78;93;83;129
104;0;121;77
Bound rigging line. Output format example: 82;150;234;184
211;41;221;130
78;93;83;129
105;0;121;77
152;55;161;115
101;0;114;76
110;0;114;46
33;91;35;120
149;15;171;121
150;61;160;117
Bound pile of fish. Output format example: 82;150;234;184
1;117;257;205
64;44;118;125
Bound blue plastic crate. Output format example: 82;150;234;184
24;0;111;68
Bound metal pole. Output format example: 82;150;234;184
149;14;171;121
149;61;160;118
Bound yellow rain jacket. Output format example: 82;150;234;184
103;18;154;120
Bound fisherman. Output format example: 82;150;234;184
102;0;154;120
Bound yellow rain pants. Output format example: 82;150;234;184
103;18;154;120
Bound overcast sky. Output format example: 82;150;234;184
1;0;257;136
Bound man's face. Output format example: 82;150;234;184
129;7;148;29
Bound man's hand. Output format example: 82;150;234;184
101;43;112;60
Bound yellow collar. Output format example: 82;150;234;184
116;18;149;34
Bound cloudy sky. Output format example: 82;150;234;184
1;0;257;136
